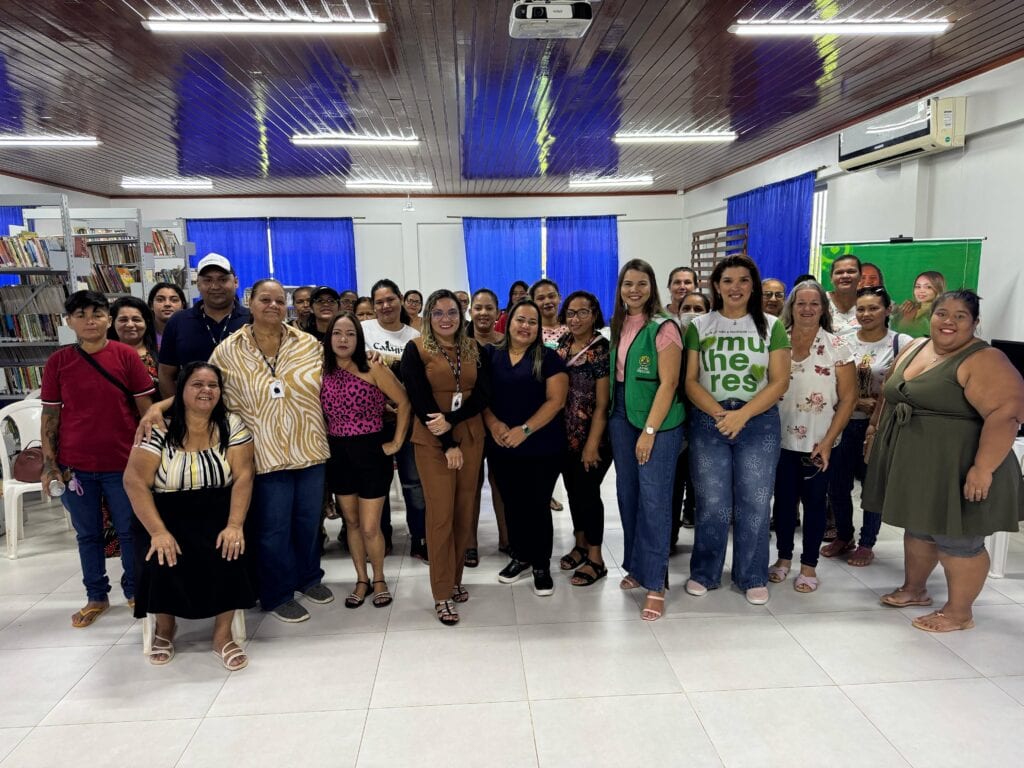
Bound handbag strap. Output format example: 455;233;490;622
74;344;134;404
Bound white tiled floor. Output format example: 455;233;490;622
3;480;1024;767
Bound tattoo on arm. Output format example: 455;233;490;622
41;405;61;473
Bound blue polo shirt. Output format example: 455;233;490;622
158;302;251;368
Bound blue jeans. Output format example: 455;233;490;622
609;388;684;591
380;439;427;542
250;463;326;612
61;470;135;602
689;402;781;591
773;449;831;568
828;419;882;548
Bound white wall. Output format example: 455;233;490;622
0;174;110;208
681;57;1024;341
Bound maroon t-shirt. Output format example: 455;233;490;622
40;341;156;472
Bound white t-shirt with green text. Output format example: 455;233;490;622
684;312;791;402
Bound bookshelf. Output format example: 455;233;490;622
144;218;197;304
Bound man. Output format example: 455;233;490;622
666;267;698;314
454;290;471;321
762;278;787;317
827;255;862;336
158;253;249;396
290;285;314;328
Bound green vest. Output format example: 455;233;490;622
609;315;685;431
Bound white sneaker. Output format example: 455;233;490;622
685;579;708;597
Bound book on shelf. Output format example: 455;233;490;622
0;365;45;396
151;229;180;256
153;267;187;288
0;232;64;269
85;265;136;294
88;241;139;265
0;284;67;344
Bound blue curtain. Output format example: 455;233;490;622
185;218;270;296
462;218;542;298
726;171;816;285
0;205;24;285
545;216;618;319
269;217;356;290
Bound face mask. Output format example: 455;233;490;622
677;312;699;328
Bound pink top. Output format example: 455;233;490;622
615;313;683;382
321;368;388;437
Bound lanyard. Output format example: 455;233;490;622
251;327;282;378
437;343;462;393
203;310;232;348
567;334;600;367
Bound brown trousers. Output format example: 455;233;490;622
415;427;484;601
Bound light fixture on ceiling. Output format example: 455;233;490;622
569;175;654;189
142;18;386;35
403;195;416;213
345;179;433;190
291;133;420;147
120;176;214;190
729;19;952;36
614;131;737;144
0;134;100;147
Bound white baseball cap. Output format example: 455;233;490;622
196;252;233;274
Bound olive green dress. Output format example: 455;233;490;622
862;339;1023;536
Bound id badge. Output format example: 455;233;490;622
451;391;463;411
269;380;285;399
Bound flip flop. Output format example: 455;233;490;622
794;573;819;593
71;603;109;629
820;539;855;558
880;588;932;607
911;611;975;633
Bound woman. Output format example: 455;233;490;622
530;278;568;349
289;286;314;329
769;281;856;593
608;260;685;620
555;291;612;586
404;289;424;332
685;255;791;605
124;361;255;669
147;282;186;350
302;286;341;342
208;279;333;623
322;313;410;609
402;290;490;624
825;287;912;566
354;296;376;323
864;290;1024;632
109;296;159;391
894;270;946;338
467;288;504;345
485;299;568;596
495;280;529;334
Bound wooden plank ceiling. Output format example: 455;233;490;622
0;0;1020;197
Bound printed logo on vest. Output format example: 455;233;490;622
637;354;652;375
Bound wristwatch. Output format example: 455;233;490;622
645;425;655;435
522;424;532;436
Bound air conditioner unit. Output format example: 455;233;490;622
839;96;966;172
509;1;593;39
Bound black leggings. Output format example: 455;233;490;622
562;445;612;546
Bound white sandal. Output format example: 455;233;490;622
149;632;175;666
214;640;248;671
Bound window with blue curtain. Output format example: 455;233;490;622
269;217;356;290
545;215;618;319
0;205;25;286
726;171;816;285
462;217;542;299
185;218;270;296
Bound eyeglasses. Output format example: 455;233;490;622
564;309;592;319
763;292;786;299
314;297;339;306
431;309;462;321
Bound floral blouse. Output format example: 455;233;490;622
779;329;853;451
555;332;610;453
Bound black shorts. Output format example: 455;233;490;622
326;433;394;499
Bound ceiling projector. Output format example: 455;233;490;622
509;1;594;39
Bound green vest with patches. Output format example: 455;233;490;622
609;315;685;431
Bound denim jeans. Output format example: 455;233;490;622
773;449;831;568
828;419;882;548
380;438;427;542
689;402;781;591
609;388;684;591
60;470;135;602
250;463;326;611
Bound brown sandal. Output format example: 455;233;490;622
71;602;109;628
820;539;855;558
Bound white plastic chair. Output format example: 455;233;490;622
1;399;72;559
141;610;246;655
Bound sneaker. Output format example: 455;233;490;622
685;579;708;597
410;539;429;563
271;599;310;623
532;569;554;596
498;559;531;584
681;512;695;529
746;586;770;605
303;583;334;604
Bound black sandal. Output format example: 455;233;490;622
464;548;479;568
571;558;608;587
452;584;469;603
371;579;393;608
559;545;587;571
345;580;370;609
435;599;459;625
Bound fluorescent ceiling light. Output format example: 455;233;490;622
142;19;385;35
0;134;100;147
291;133;420;147
729;19;951;36
614;131;737;144
345;179;433;190
120;176;213;190
569;175;654;189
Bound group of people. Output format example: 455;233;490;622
36;248;1024;669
